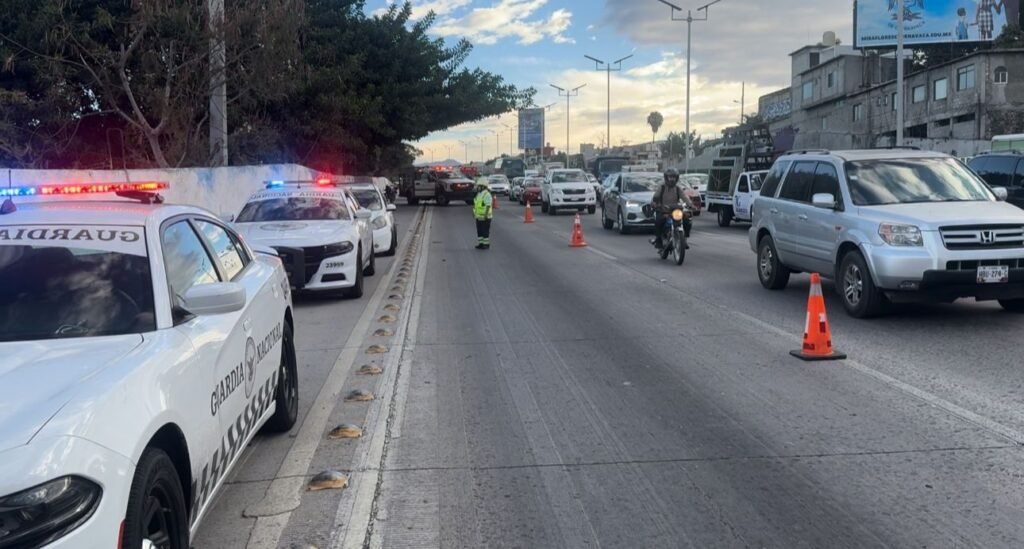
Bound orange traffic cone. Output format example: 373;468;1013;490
569;213;587;247
492;195;499;210
790;273;846;361
524;200;534;224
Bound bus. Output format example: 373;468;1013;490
494;157;526;179
991;134;1024;152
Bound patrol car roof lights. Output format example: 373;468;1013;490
0;475;102;547
316;177;333;186
0;181;168;197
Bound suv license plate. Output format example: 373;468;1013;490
977;265;1009;284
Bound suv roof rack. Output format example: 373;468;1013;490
974;150;1023;156
781;149;830;156
869;145;922;150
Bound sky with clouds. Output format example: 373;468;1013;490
371;0;854;162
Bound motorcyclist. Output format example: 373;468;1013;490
651;168;694;249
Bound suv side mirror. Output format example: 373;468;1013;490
182;282;246;315
811;193;837;209
992;187;1009;201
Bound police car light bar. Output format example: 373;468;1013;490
264;178;337;189
0;182;169;197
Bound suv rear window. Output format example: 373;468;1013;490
759;161;790;197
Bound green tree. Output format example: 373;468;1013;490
647;111;663;146
660;130;702;160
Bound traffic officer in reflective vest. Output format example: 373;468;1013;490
473;177;493;250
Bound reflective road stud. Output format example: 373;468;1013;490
790;273;847;361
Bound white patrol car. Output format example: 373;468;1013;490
0;182;297;549
233;180;375;298
344;182;398;256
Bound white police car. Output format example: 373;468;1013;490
344;182;398;256
233;179;375;298
0;182;298;549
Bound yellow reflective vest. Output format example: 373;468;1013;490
473;189;493;220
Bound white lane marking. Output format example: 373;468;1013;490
243;208;425;548
586;247;617;261
336;208;432;549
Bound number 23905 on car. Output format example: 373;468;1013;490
0;182;298;549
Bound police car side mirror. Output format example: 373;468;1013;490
355;209;372;220
386;203;397;212
182;282;246;316
992;187;1008;201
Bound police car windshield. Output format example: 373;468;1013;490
0;235;156;342
348;189;383;211
623;175;661;193
236;197;353;222
552;171;586;183
844;158;994;206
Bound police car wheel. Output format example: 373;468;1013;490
363;249;376;276
264;321;299;432
381;229;397;257
123;448;189;549
345;250;365;299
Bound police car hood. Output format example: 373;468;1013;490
0;335;142;451
234;220;357;248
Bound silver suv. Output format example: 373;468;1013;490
749;149;1024;317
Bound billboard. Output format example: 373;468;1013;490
855;0;1019;48
518;108;545;150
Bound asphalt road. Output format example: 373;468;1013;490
197;198;1024;548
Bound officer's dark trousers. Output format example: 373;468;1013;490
476;218;491;246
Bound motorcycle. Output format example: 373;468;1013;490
644;203;691;266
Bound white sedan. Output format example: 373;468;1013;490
487;175;511;195
0;181;297;549
233;181;376;298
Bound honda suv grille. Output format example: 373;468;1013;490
939;224;1024;250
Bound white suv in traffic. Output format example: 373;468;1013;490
541;169;597;215
750;149;1024;317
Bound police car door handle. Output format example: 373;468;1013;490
798;214;808;221
243;318;252;332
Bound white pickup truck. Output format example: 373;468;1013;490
541;168;597;215
706;170;767;227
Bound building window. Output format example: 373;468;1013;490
822;116;829;130
891;92;898;111
827;71;836;89
957;65;976;91
995;66;1009;84
802;80;814;101
809;52;820;67
934;78;948;100
853;103;864;122
954;112;976;124
912;85;926;103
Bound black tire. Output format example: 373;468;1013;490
381;228;397;257
602;207;614;230
548;204;557;216
363;247;376;276
673;232;686;265
465;200;474;205
999;299;1024;312
407;196;419;206
838;251;886;318
264;321;298;432
757;235;790;290
123;448;189;549
436;194;450;206
541;201;549;213
659;239;671;260
617;209;629;235
345;248;365;299
717;207;732;227
587;205;596;215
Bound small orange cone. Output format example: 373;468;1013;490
524;200;534;224
569;213;587;247
790;273;846;361
492;195;499;210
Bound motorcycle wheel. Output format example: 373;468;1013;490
672;232;686;265
658;233;671;260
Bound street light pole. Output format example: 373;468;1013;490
490;130;500;158
459;140;470;163
584;53;633;153
657;0;722;173
733;81;745;124
550;83;586;158
502;123;514;156
896;0;905;146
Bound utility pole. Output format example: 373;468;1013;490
491;130;500;158
459;140;470;163
734;81;745;124
550;83;586;158
896;0;905;146
478;136;485;163
502;123;515;156
208;0;228;166
656;0;723;173
584;53;633;153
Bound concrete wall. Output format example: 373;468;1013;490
1;164;392;215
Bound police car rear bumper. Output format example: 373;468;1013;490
274;246;359;290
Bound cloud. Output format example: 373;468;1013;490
373;0;475;19
431;0;575;45
601;0;852;87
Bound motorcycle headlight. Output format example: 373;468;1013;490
878;223;923;246
0;476;102;548
324;241;355;257
671;209;685;221
371;216;388;229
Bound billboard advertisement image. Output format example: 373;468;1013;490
518;108;545;150
855;0;1019;48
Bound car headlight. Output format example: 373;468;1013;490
0;476;102;547
878;223;923;246
371;216;388;229
324;241;355;257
